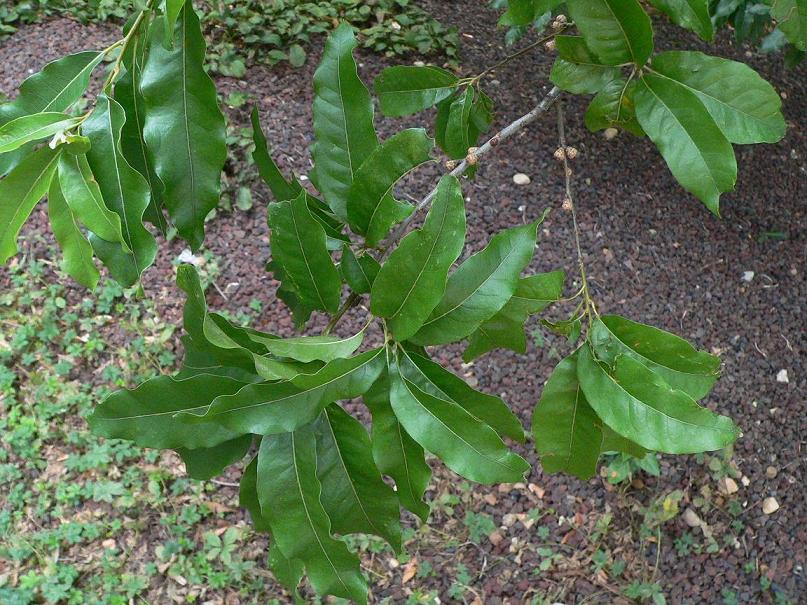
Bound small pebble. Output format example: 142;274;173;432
766;466;778;478
513;173;531;185
718;477;739;495
603;127;618;140
776;369;789;383
762;497;780;515
742;270;755;282
683;508;703;528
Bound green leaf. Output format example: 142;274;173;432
374;65;459;117
0;50;103;176
464;270;565;361
499;0;562;25
288;44;307;67
0;50;103;122
57;153;128;248
577;344;739;454
253;328;366;363
399;348;525;443
600;425;648;458
0;113;80;154
314;405;402;550
346;128;433;247
257;427;368;604
363;370;431;521
251;107;303;202
590;315;721;400
47;172;99;289
164;0;187;47
178;434;252;480
389;352;530;484
566;0;654;65
269;541;305;603
371;175;466;340
0;145;60;264
772;0;807;50
650;51;786;144
550;36;620;94
196;348;385;435
88;373;250;450
268;190;343;313
634;73;736;214
444;87;475;159
83;94;157;286
141;4;226;249
648;0;714;40
312;24;378;219
177;263;311;380
532;351;602;480
584;77;645;136
116;35;167;232
340;245;380;294
240;456;272;532
409;220;540;346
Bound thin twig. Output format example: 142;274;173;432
381;85;563;258
470;27;568;84
556;101;596;326
322;86;563;334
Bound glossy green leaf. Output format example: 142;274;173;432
257;427;368;604
240;456;271;532
648;0;714;40
577;344;739;453
178;434;252;480
346;128;433;246
312;24;378;220
196;348;385;435
399;348;525;443
0;113;79;154
0;145;60;264
268;190;342;313
634;73;736;214
499;0;563;25
600;425;648;458
267;259;314;329
255;328;366;363
58;152;128;249
340;245;380;294
532;352;602;479
443;87;475;159
566;0;654;65
141;5;226;249
177;263;313;380
464;270;565;361
389;354;529;484
83;94;156;286
269;541;305;603
314;405;402;550
650;51;786;144
0;50;103;176
47;172;99;289
374;65;459;117
550;36;620;94
116;35;167;232
251;107;302;202
363;369;431;521
164;0;187;46
772;0;807;50
590;315;721;400
584;77;645;136
0;51;103;122
88;373;250;450
409;221;540;346
371;175;466;340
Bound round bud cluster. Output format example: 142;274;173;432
544;39;556;51
553;147;566;161
554;146;579;161
466;147;479;165
566;146;578;159
445;159;457;170
552;14;568;30
562;197;573;212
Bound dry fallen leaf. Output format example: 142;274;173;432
402;558;418;583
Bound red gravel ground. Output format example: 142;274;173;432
0;2;805;603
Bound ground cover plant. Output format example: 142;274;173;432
0;0;799;603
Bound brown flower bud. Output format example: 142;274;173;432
553;147;566;161
544;39;556;52
565;146;578;159
562;197;573;212
466;147;479;165
445;159;457;170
